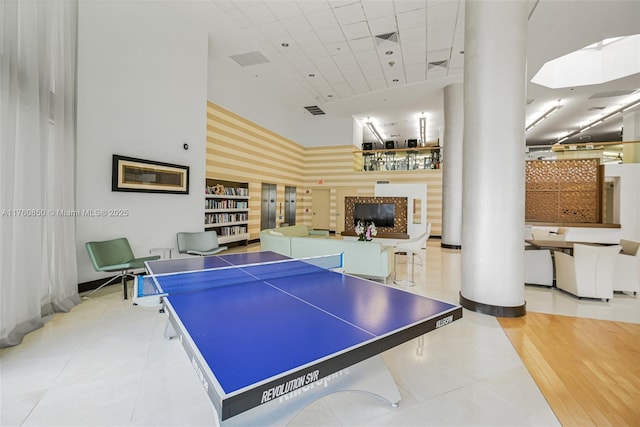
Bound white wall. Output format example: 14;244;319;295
605;163;640;241
76;1;212;282
206;55;353;147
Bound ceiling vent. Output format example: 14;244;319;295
375;32;399;45
230;51;270;67
588;106;606;111
304;106;326;115
589;90;636;99
428;60;448;70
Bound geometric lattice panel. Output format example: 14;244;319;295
525;159;601;223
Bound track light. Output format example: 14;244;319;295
556;97;640;143
365;121;385;145
526;105;561;132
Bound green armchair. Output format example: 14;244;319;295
85;237;160;299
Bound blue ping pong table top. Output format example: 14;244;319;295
146;251;460;397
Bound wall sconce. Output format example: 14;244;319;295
366;121;385;145
419;116;426;144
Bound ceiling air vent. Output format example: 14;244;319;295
304;106;325;115
229;51;270;67
428;60;448;70
375;32;399;45
588;106;606;111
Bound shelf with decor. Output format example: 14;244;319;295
205;179;249;245
355;146;442;171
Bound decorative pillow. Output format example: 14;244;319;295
619;239;640;256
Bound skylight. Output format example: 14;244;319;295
531;34;640;89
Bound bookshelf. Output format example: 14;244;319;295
205;179;249;245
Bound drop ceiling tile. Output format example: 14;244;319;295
361;62;385;80
332;51;358;65
306;9;340;31
427;1;459;23
362;1;395;19
393;0;426;14
403;52;426;65
266;1;304;20
427;35;453;52
225;9;253;29
405;63;426;82
342;21;371;40
349;37;376;53
367;78;388;91
281;15;313;35
397;9;426;30
241;2;278;25
332;2;366;25
333;83;356;98
367;16;398;36
399;26;426;43
402;40;427;56
296;0;331;14
316;27;346;44
427;19;455;40
293;31;323;48
258;21;289;39
325;40;351;55
426;48;451;63
354;49;379;63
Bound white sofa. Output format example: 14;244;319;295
260;225;394;281
613;239;640;296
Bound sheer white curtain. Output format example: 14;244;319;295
0;0;80;347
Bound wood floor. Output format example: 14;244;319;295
498;312;640;426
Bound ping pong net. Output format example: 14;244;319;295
136;253;344;299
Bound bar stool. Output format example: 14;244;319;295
393;230;430;286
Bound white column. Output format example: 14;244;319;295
442;83;464;249
623;110;640;163
460;0;528;317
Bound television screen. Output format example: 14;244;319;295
354;203;395;227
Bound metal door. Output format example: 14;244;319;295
284;186;297;226
260;183;277;230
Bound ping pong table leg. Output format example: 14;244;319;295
221;354;401;426
164;319;177;340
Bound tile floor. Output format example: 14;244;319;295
2;241;638;426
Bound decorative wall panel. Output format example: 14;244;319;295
525;159;601;223
344;197;407;234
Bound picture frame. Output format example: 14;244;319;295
112;155;189;194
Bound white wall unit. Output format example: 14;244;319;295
375;183;428;239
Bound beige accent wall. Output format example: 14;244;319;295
206;101;443;240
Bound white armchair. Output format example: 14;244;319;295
554;243;621;301
524;246;554;287
613;239;640;296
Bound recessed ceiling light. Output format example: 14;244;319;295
392;79;399;82
281;42;289;47
385;50;393;55
308;73;315;77
328;94;333;98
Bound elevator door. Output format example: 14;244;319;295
261;183;277;230
284;186;297;226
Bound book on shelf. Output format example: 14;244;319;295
205;186;249;197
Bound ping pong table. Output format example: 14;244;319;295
138;251;462;425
